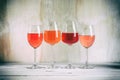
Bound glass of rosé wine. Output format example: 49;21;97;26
79;24;95;69
62;20;79;69
27;25;43;69
44;21;61;68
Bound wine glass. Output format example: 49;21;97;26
62;20;79;69
44;21;61;68
27;25;43;69
79;24;95;69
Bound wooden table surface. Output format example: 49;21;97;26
0;63;120;80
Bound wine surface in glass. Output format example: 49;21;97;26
44;30;61;45
62;33;79;45
79;35;95;48
28;33;43;48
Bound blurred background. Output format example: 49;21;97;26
0;0;120;64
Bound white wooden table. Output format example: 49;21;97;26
0;63;120;80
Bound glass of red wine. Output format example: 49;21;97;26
79;24;95;69
44;21;61;68
27;25;43;69
62;20;79;69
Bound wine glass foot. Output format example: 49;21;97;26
72;64;95;69
83;65;95;69
67;64;73;69
77;65;85;69
50;65;55;69
26;64;46;69
62;64;74;69
26;66;37;69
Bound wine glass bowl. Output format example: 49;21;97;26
62;20;79;45
44;21;61;45
27;25;43;69
28;33;43;49
79;34;95;48
79;24;95;48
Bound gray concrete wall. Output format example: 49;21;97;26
0;0;120;64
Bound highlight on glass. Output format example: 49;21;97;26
79;24;95;69
27;25;43;69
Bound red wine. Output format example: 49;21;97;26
62;33;79;45
28;33;43;48
79;35;95;48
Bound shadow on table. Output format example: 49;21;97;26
97;62;120;69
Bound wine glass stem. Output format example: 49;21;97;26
67;47;72;69
51;46;55;68
85;48;88;68
33;48;37;68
